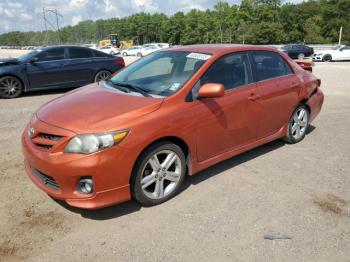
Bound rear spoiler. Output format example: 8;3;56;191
295;60;315;72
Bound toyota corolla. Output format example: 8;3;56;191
22;45;324;209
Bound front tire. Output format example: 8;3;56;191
131;142;186;206
122;52;127;56
284;104;309;144
0;76;23;99
322;54;332;62
137;52;143;57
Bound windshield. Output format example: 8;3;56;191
110;51;211;97
17;50;39;62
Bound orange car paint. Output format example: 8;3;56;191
22;45;324;209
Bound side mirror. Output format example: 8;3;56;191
28;57;38;64
198;83;225;99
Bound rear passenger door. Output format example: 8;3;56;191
250;51;301;138
64;47;95;86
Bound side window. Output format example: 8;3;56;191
340;46;350;51
92;50;110;57
69;47;92;59
252;51;292;81
199;52;254;90
36;48;64;62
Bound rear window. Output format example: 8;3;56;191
92;50;111;57
251;51;292;81
69;47;92;59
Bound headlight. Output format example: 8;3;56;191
64;130;128;154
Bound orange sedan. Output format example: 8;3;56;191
22;45;324;209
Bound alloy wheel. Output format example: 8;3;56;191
0;76;22;98
140;150;182;200
94;71;112;82
291;107;308;140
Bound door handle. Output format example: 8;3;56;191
248;93;260;101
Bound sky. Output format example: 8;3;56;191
0;0;303;34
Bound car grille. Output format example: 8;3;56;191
39;133;63;141
31;132;64;151
32;167;60;190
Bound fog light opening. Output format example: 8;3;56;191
77;177;93;194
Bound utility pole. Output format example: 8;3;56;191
43;8;48;44
42;7;63;44
338;26;343;45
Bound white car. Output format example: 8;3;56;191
313;45;350;62
143;43;170;49
99;46;120;55
121;46;159;57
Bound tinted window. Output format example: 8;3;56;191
340;46;350;51
69;47;92;59
199;52;253;90
92;50;110;57
252;51;292;81
36;48;64;62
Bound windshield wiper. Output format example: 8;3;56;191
105;80;130;94
112;81;152;97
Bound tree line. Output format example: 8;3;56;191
0;0;349;46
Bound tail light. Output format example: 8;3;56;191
115;58;125;67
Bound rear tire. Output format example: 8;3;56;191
0;76;23;99
322;54;332;62
137;52;143;57
131;141;186;206
122;52;127;56
283;104;309;144
94;70;112;82
297;53;305;60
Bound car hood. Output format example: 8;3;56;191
36;84;164;134
0;58;19;66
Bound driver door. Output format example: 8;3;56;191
192;52;262;162
339;46;350;60
26;47;68;89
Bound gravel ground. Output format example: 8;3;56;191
0;54;349;262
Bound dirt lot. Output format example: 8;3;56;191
0;54;349;261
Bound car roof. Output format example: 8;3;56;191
163;44;280;55
39;45;91;51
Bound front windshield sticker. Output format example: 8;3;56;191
169;83;181;92
186;53;211;61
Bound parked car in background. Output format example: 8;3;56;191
0;45;125;98
313;45;350;62
22;45;323;209
122;45;158;57
280;44;314;59
143;43;162;50
99;45;120;55
83;44;98;50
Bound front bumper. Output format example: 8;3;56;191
312;55;323;61
22;118;134;209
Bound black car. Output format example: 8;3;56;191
0;46;125;98
280;44;314;60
